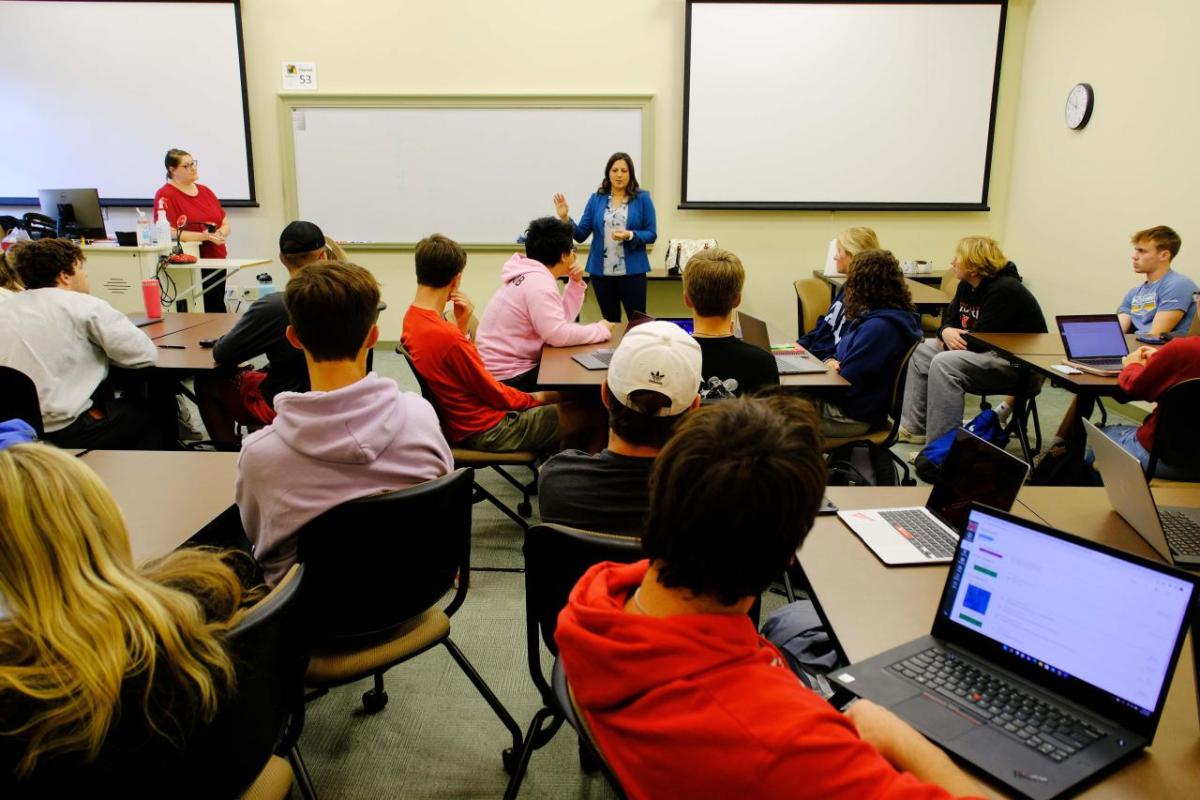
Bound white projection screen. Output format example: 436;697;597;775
683;1;1006;210
0;1;255;206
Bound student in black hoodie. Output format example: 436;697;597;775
899;236;1046;444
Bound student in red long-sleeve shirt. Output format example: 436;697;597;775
1087;337;1200;481
401;234;603;452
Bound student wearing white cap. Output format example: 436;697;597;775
538;321;703;536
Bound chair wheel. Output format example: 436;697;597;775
517;500;532;517
362;689;388;713
502;747;517;775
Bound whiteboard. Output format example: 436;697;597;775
683;1;1005;209
0;1;254;205
287;101;648;245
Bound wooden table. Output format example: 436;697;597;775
536;322;850;391
814;271;952;311
799;486;1200;799
963;331;1149;398
132;312;226;340
149;313;242;371
79;449;238;564
814;268;948;288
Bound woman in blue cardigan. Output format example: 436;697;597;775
554;152;657;322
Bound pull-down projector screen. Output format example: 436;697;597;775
0;1;255;206
683;1;1006;210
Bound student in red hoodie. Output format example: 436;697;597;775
556;395;985;800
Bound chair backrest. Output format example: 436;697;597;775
396;344;437;405
524;524;642;660
440;308;480;342
793;278;831;339
0;366;44;438
881;339;923;442
1147;377;1200;477
1;565;308;796
296;468;475;645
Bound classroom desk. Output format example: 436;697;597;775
962;331;1148;399
965;331;1144;358
79;449;238;564
150;313;242;371
800;486;1199;799
134;311;225;340
814;271;951;312
535;322;850;391
813;268;948;288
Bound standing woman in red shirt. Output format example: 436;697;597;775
153;148;230;312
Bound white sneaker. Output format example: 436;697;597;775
897;426;926;445
994;401;1013;427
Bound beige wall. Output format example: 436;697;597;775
1002;0;1200;320
220;0;1030;338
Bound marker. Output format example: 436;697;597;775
157;344;186;349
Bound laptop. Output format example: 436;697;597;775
831;504;1197;800
126;314;158;328
736;312;827;375
572;313;695;369
1057;314;1129;376
837;429;1029;565
1084;419;1200;569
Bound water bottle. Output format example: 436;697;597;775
256;272;275;298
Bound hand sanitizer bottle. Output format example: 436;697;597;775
155;201;171;250
136;208;150;246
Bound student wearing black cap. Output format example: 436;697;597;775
195;220;332;446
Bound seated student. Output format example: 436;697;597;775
1085;338;1200;481
0;249;22;298
556;396;984;799
1118;225;1196;336
0;444;261;793
402;233;602;453
814;250;922;437
683;248;778;396
0;239;160;449
195;220;331;446
476;216;613;391
899;236;1046;445
237;261;454;585
538;320;702;536
798;226;881;359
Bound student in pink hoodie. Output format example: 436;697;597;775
476;216;614;391
236;260;453;585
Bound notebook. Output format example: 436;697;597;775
736;312;827;374
837;429;1029;565
1084;419;1200;569
831;504;1197;800
1057;315;1129;376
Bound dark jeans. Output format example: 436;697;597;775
501;366;540;393
44;397;166;450
202;268;227;313
590;273;647;322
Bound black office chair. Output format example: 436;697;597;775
0;564;312;800
1146;378;1200;484
296;469;523;772
503;523;641;800
0;366;44;438
397;344;540;528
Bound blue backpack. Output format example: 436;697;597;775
914;407;1008;483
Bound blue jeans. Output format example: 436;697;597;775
1086;424;1200;481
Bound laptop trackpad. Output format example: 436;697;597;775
894;695;981;741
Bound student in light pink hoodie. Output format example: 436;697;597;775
476;216;614;391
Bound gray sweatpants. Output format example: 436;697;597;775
900;339;1020;442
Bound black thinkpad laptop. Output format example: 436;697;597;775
831;504;1196;800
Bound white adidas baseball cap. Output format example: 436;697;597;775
606;321;703;416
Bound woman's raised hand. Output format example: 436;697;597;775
552;193;569;221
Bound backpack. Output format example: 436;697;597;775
914;407;1008;483
827;442;898;486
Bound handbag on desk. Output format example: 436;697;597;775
663;239;718;275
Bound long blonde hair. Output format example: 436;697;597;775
0;445;260;775
836;226;881;258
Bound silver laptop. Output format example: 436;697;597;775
736;312;827;374
1057;314;1129;376
1084;419;1200;569
837;429;1029;565
831;504;1197;800
571;313;694;370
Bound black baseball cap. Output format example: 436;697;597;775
279;220;325;255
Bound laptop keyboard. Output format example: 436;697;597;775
890;647;1107;763
1161;510;1200;556
878;510;959;559
774;354;808;372
1076;358;1125;370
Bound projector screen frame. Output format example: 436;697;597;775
680;0;1008;212
0;0;258;209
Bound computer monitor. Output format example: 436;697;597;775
37;188;107;239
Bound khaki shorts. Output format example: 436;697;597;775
460;405;560;452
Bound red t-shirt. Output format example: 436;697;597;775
152;183;227;258
1117;337;1200;452
401;305;540;443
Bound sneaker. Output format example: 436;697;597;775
994;401;1013;427
897;426;926;445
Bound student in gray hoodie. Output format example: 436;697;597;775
236;260;453;585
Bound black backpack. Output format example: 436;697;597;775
827;442;898;486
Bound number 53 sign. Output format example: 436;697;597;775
283;62;318;92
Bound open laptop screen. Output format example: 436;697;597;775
939;507;1194;720
1058;315;1128;359
926;430;1028;531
